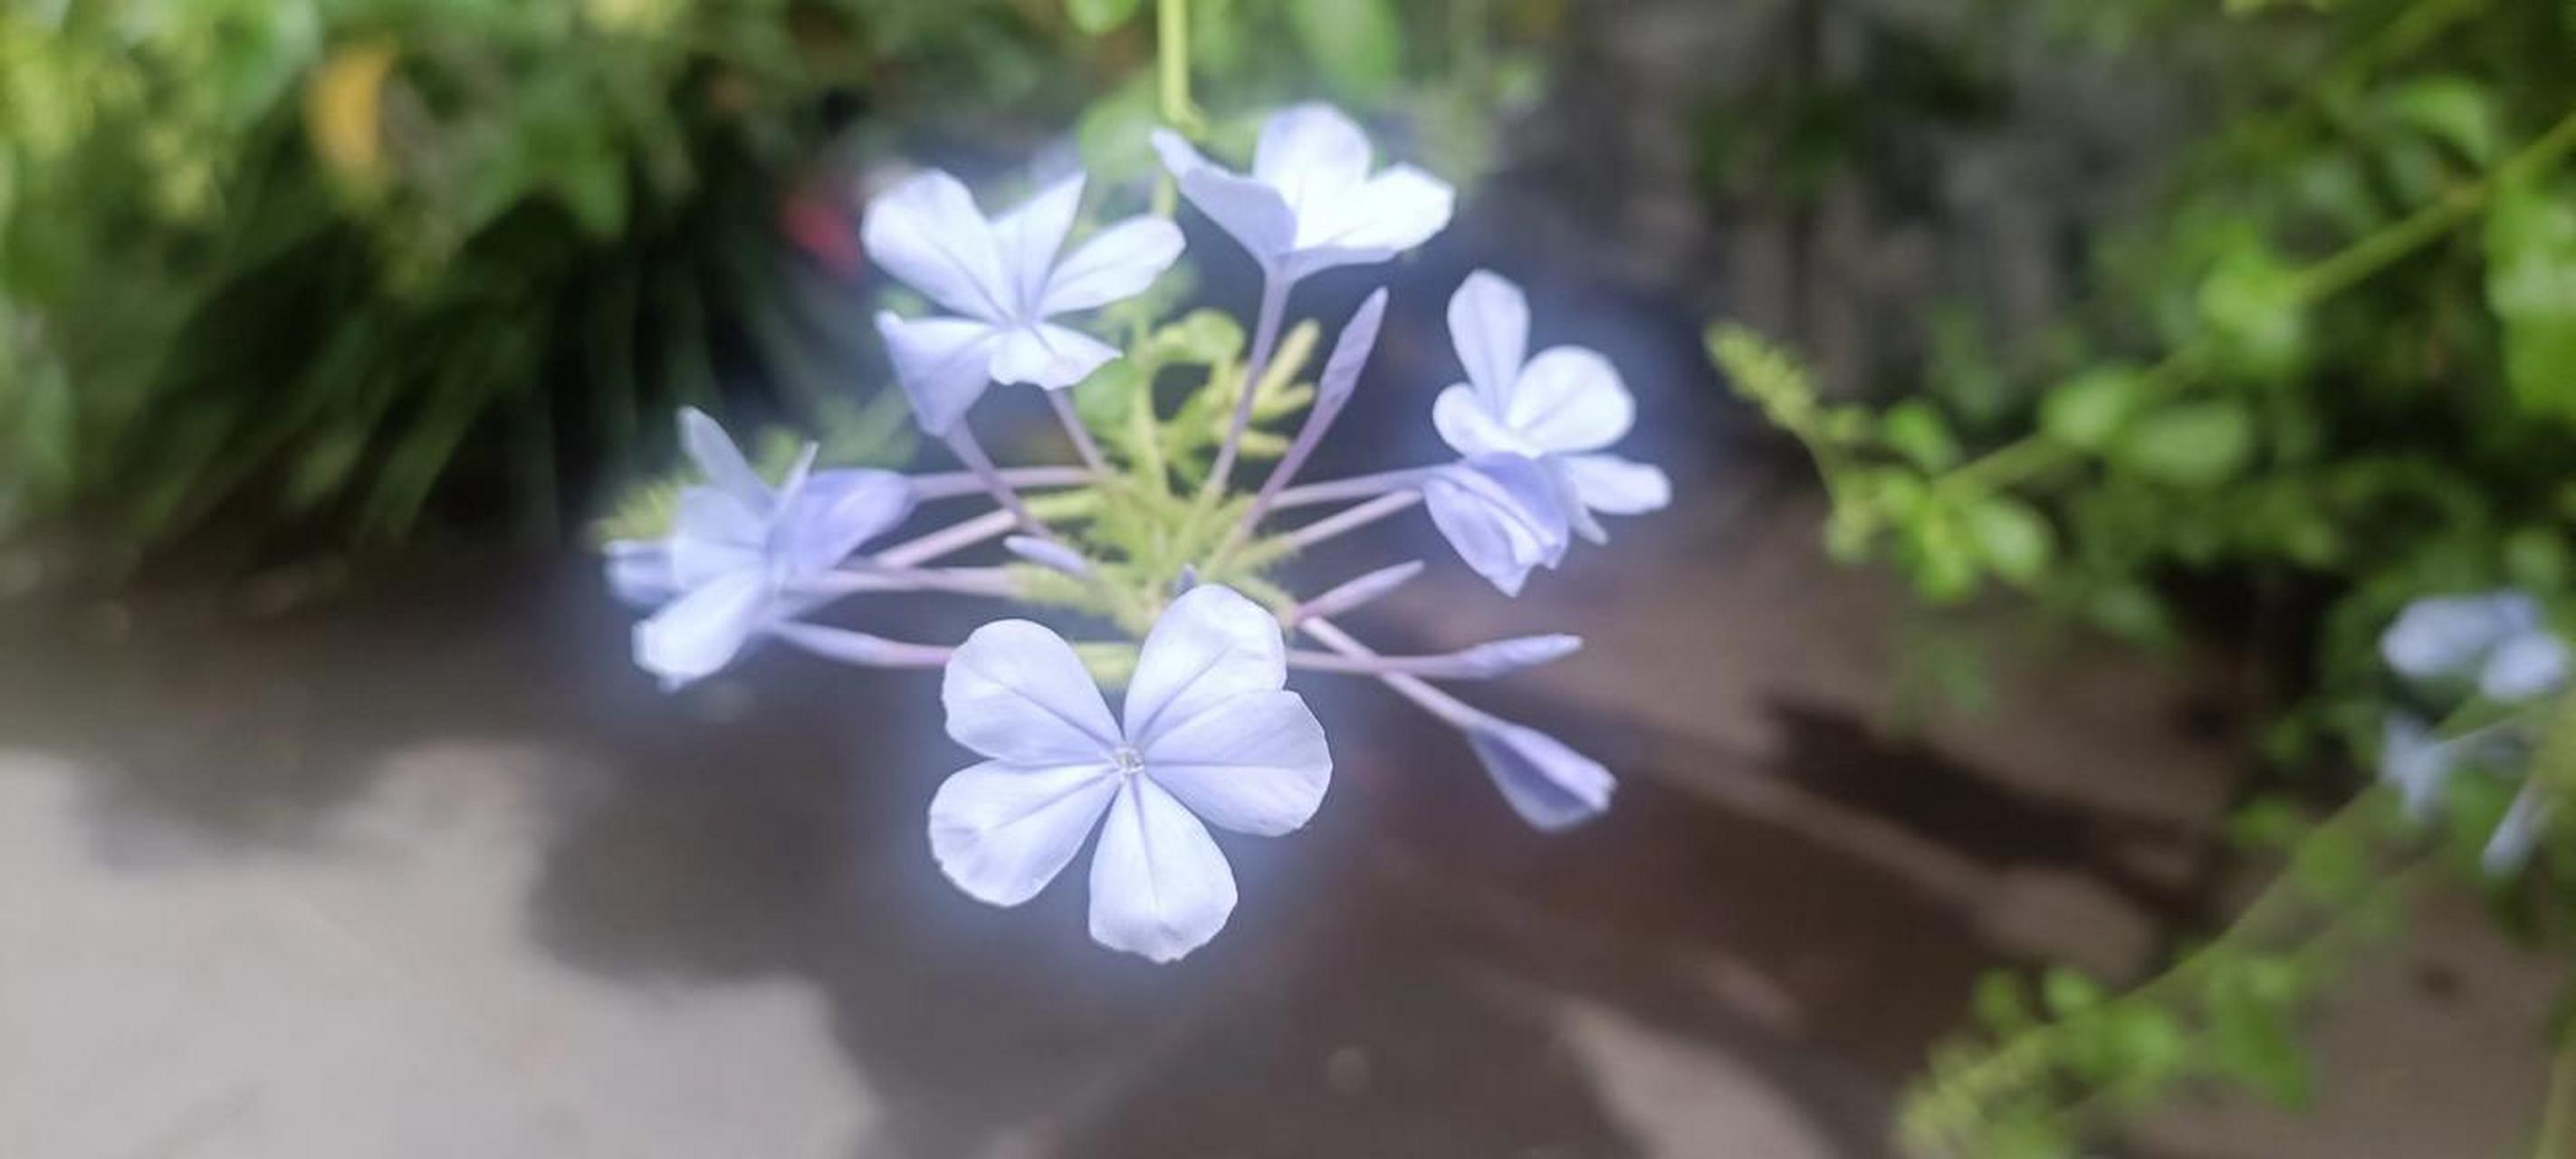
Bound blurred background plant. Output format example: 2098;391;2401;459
1717;0;2576;1153
0;0;1549;570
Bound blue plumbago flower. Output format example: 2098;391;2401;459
2483;782;2552;877
866;171;1183;434
1421;452;1572;596
2380;590;2571;702
930;585;1331;963
1152;104;1454;282
608;408;915;688
2379;714;2459;821
1433;271;1671;545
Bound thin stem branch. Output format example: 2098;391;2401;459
876;508;1018;568
1045;389;1110;475
1242;490;1422;567
1201;273;1290;502
807;565;1018;599
909;465;1094;500
1298;617;1485;729
770;623;956;668
943;425;1045;534
1273;468;1437;510
1284;560;1423;627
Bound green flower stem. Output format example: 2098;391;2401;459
1150;0;1203;218
1046;389;1110;475
1939;104;2576;497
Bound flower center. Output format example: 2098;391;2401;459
1111;745;1147;781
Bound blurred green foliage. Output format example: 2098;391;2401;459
1722;0;2576;1153
0;0;1549;560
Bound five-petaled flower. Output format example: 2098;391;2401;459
929;585;1333;962
608;408;915;688
1422;453;1572;596
867;171;1183;434
1434;271;1671;551
1153;104;1454;282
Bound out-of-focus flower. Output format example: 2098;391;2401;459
2379;714;2458;821
866;172;1183;434
1433;271;1671;544
2380;590;2571;702
1422;453;1570;596
1151;104;1453;282
609;408;914;687
929;585;1331;962
1461;714;1615;830
2482;782;2553;877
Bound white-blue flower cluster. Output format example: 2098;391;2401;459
2375;589;2569;876
605;104;1671;962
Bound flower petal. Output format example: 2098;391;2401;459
1507;347;1633;454
1154;129;1297;269
1464;718;1615;831
991;322;1122;391
1290;164;1454;259
2380;591;2541;684
775;468;915;576
1432;384;1532;458
1252;103;1374;214
989;174;1083;315
876;311;1000;435
860;170;1013;322
1087;781;1238;963
1449;271;1529;408
1144;690;1331;837
2483;782;2551;877
679;407;772;512
1557;453;1671;516
943;618;1121;765
2380;714;2456;821
633;570;771;687
929;759;1119;906
1040;216;1184;315
2481;632;2571;702
1422;455;1572;597
668;485;767;587
603;541;677;608
1123;583;1288;744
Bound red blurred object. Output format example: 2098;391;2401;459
779;183;866;281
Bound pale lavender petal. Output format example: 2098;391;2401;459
678;407;771;511
929;759;1120;906
1143;690;1330;837
2481;633;2571;702
1290;164;1453;257
1087;780;1238;963
1449;271;1529;408
990;174;1084;316
2380;592;2542;683
1548;462;1609;547
2380;714;2456;821
668;484;767;587
633;570;771;687
1422;455;1572;597
2482;783;2551;877
1124;584;1288;745
1557;453;1672;516
1507;347;1633;454
1252;103;1374;213
860;170;1013;322
1432;384;1532;459
776;468;915;575
991;322;1121;391
1453;634;1585;677
876;311;1000;434
1153;129;1297;268
1040;216;1184;315
1464;718;1615;831
943;619;1121;766
604;541;677;608
1315;289;1389;411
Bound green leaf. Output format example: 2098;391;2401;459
2040;365;2149;452
2197;243;2306;379
1965;495;2054;585
2485;179;2576;423
2206;958;2313;1106
2382;75;2497;165
1879;400;1961;471
2040;967;2103;1018
2113;401;2255;487
1076;75;1163;187
1288;0;1404;101
1067;0;1146;33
